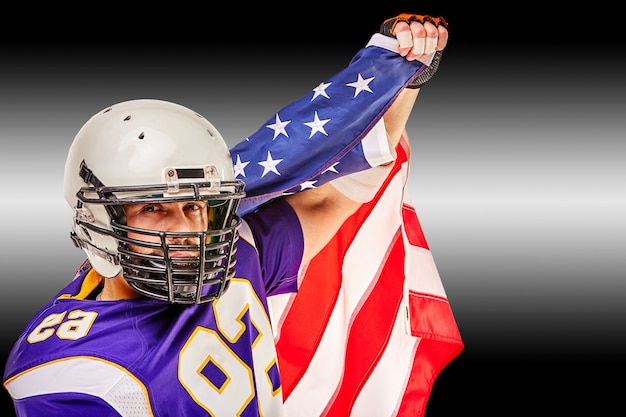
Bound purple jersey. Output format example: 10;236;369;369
3;199;302;417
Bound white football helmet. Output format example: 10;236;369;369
63;99;245;304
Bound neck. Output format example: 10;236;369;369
100;273;142;300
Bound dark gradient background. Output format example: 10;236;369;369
2;3;624;415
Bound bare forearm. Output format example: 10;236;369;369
384;87;420;148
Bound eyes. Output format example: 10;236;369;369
124;201;209;222
140;202;206;213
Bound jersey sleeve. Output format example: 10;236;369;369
242;198;303;296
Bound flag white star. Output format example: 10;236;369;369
266;113;291;140
322;162;340;174
346;73;374;97
233;154;250;178
304;111;331;138
299;180;318;190
258;151;283;177
312;81;331;100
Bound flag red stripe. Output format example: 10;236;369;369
322;229;406;417
274;231;343;397
402;203;429;250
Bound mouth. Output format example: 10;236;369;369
168;251;199;261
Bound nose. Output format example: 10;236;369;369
166;205;194;233
165;210;200;250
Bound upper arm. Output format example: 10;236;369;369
283;183;360;266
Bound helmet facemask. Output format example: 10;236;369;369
116;198;242;304
73;166;245;304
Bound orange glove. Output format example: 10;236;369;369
380;13;448;36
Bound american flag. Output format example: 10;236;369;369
232;35;463;416
268;136;463;416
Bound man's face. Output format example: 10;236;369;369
123;201;209;257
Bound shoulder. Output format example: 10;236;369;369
242;198;302;242
240;198;303;291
